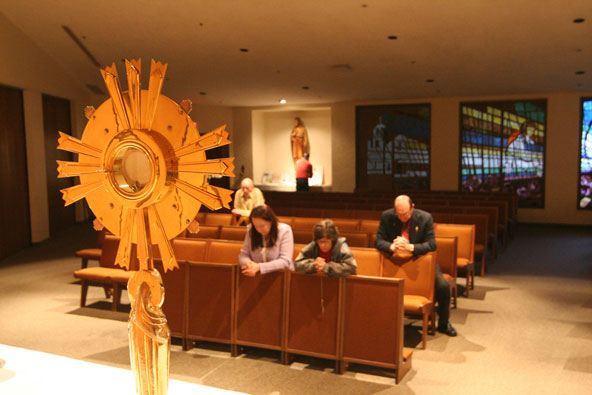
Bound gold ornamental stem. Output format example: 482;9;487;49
128;269;170;395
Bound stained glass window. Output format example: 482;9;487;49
356;104;430;191
460;100;546;208
579;98;592;209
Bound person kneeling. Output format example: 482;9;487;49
239;205;294;276
294;219;357;277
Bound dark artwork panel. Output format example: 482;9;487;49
579;98;592;210
356;104;430;192
459;100;546;208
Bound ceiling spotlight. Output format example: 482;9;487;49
239;48;249;52
573;18;585;23
279;99;287;104
387;35;398;40
575;71;586;75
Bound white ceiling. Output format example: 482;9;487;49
2;0;591;107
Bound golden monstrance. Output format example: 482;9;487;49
57;59;234;395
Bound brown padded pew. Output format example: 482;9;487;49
284;272;342;369
340;275;412;383
184;240;241;349
382;252;437;349
73;234;136;312
233;270;288;358
435;236;458;309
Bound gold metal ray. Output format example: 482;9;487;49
177;158;235;177
125;59;142;129
144;60;168;130
101;63;131;130
148;206;178;272
114;208;135;270
172;126;230;159
60;180;103;206
57;160;103;178
57;131;102;158
173;179;233;210
135;208;151;271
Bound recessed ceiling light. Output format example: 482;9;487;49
426;79;434;83
279;99;287;104
302;86;310;90
575;71;586;75
573;18;585;23
199;92;207;95
239;48;249;52
387;35;398;40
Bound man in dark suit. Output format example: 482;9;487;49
375;195;457;337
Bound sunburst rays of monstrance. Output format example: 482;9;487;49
57;59;234;395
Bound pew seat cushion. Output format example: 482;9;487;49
403;295;431;314
457;257;472;269
75;248;101;259
74;268;134;283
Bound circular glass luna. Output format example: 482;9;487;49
111;145;153;194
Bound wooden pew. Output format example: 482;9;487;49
158;238;208;342
450;213;489;276
340;231;369;248
434;224;475;296
73;234;136;312
185;224;221;239
219;226;247;241
203;212;234;226
349;247;382;276
184;240;240;349
382;252;436;349
285;272;342;369
340;275;412;383
234;270;288;358
74;229;106;269
435;236;458;308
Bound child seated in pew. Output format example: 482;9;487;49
294;219;357;277
239;204;294;276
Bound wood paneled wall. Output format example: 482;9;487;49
0;85;30;260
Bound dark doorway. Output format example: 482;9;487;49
43;94;75;236
0;85;31;260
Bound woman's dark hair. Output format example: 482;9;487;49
294;117;304;127
313;219;339;243
249;205;279;250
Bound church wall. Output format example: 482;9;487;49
0;14;90;242
329;92;592;225
253;109;331;187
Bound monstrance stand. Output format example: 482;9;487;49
57;59;234;395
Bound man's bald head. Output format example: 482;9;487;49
241;178;254;195
394;195;414;222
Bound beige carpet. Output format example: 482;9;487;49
0;223;591;394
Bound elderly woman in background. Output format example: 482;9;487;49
239;205;294;276
294;219;357;277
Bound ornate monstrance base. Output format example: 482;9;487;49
57;59;234;395
128;270;169;395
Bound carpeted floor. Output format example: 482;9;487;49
0;223;591;394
